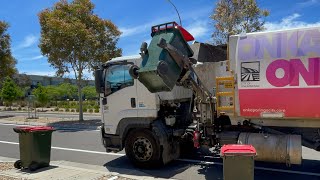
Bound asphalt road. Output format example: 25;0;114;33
0;123;320;180
0;111;100;120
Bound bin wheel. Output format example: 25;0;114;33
14;160;22;169
28;162;38;172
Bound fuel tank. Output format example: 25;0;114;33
238;132;302;165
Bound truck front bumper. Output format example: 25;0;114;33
100;124;123;153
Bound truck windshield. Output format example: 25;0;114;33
104;64;134;95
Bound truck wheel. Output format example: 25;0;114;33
125;129;162;168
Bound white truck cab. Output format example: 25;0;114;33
95;55;193;167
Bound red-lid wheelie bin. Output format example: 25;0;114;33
221;144;257;180
13;126;55;171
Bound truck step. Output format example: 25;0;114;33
216;92;234;96
217;106;234;111
216;76;234;81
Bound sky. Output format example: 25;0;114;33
1;0;320;79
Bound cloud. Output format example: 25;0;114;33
185;21;210;40
264;13;320;31
119;24;152;38
118;6;211;38
18;34;38;49
30;55;44;60
297;0;319;7
18;55;45;62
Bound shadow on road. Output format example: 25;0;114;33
0;115;14;119
103;156;224;179
47;119;102;132
103;155;320;180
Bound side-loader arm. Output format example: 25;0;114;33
131;22;215;127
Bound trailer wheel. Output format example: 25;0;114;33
125;129;162;168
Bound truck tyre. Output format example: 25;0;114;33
125;129;162;168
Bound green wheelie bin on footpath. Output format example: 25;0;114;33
13;126;55;171
221;144;257;180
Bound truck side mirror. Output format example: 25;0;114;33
95;69;104;94
129;65;139;79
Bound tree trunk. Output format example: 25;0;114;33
78;69;84;121
78;85;84;121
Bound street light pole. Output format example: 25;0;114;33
166;0;182;26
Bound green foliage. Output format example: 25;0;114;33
57;83;77;100
82;86;97;100
211;0;269;45
0;21;17;84
46;85;60;101
93;104;99;109
83;107;88;113
88;109;93;113
65;108;70;112
0;77;21;106
70;101;77;107
94;108;99;113
32;83;49;109
38;0;122;120
54;107;59;111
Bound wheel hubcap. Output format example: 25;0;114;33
133;137;153;161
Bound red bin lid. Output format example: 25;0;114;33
29;126;54;132
221;144;256;156
14;126;54;132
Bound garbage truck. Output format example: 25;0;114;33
95;22;320;168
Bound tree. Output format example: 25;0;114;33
46;85;60;100
33;83;49;111
14;74;32;88
0;77;21;108
38;0;122;121
82;86;97;100
0;21;17;85
57;83;78;100
211;0;269;45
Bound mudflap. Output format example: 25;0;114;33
152;120;180;165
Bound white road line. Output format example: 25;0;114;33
177;159;320;177
0;140;124;157
0;141;18;145
177;158;222;165
52;146;124;156
0;140;320;177
255;166;320;177
0;123;37;127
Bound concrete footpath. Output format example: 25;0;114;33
0;156;174;180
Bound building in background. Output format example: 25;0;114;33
17;74;95;87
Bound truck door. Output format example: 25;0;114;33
102;63;138;135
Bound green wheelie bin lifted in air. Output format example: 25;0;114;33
137;22;194;93
13;126;55;171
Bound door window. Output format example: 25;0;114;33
105;65;134;95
